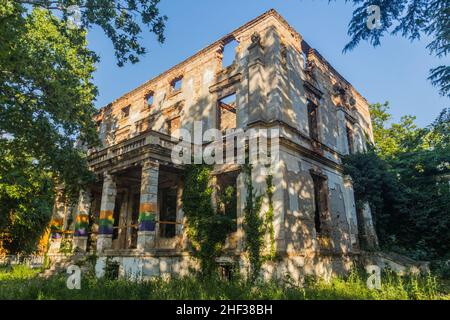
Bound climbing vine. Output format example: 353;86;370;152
242;162;264;282
182;164;234;277
242;163;277;282
263;173;276;261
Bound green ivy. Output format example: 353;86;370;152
242;162;264;282
263;173;276;261
59;238;73;256
182;164;234;277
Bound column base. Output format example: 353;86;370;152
73;236;88;253
97;235;113;253
137;231;156;251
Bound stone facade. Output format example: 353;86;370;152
50;10;377;281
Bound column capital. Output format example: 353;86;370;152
103;171;115;182
142;160;159;171
78;189;92;203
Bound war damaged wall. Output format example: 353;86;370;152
84;10;375;280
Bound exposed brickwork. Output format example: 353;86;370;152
50;9;377;280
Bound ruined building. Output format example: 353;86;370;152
49;10;378;280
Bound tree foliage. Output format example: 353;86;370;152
0;0;166;254
242;163;264;282
0;146;54;254
344;105;450;260
13;0;167;66
1;3;98;200
182;165;234;277
334;0;449;97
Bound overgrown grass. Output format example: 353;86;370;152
0;266;449;300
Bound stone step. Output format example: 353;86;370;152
361;251;430;275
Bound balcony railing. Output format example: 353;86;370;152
87;130;181;168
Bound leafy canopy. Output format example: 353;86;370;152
334;0;449;97
13;0;167;66
0;148;54;254
0;0;167;254
344;105;450;260
1;2;99;200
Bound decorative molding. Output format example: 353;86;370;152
209;73;242;94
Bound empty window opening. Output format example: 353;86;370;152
346;125;354;154
307;102;319;141
136;115;154;134
222;39;238;68
171;77;183;92
129;192;140;249
281;43;288;69
112;193;124;241
121;105;130;119
167;116;181;136
311;173;328;234
217;172;238;233
145;92;154;107
219;264;234;281
159;186;177;238
218;94;237;133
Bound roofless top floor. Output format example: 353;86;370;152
91;9;373;169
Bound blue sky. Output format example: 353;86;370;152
87;0;448;127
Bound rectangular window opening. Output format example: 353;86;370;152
307;102;319;141
346;125;354;154
145;92;154;107
171;77;183;92
167;116;181;136
218;94;237;133
159;186;177;239
121;105;130;119
311;173;328;234
222;39;238;69
217;172;238;233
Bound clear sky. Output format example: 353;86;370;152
87;0;449;127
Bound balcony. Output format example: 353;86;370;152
87;130;182;173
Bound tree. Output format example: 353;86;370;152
1;3;99;200
344;105;450;260
13;0;167;66
0;146;54;254
369;102;425;158
0;0;167;253
334;0;449;97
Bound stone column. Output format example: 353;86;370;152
73;190;91;252
137;161;159;251
97;172;117;253
175;179;184;236
358;202;379;250
48;193;66;253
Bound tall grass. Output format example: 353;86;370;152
0;266;448;300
